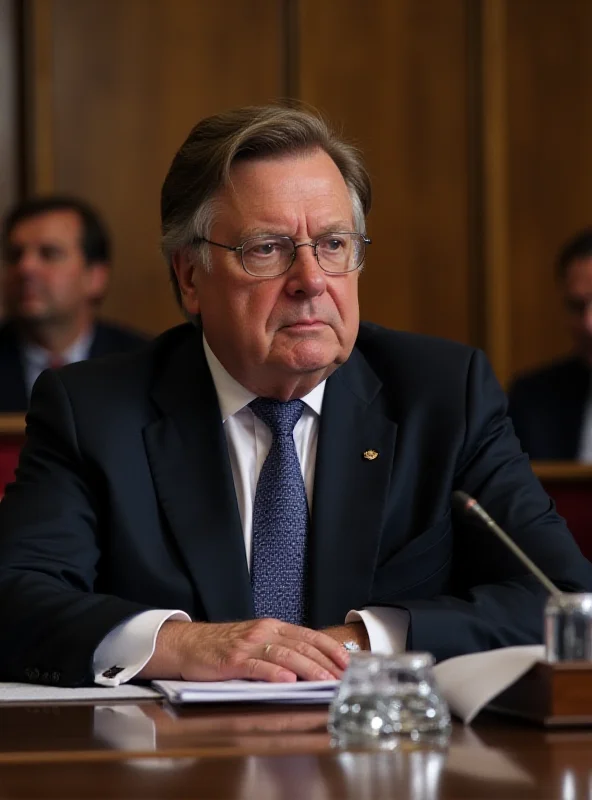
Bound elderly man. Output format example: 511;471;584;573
0;106;590;688
0;195;147;411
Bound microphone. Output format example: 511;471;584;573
453;490;562;598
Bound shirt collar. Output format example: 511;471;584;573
203;336;325;422
21;328;94;369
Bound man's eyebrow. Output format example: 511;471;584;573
237;227;279;239
315;221;357;234
237;221;356;239
39;241;68;249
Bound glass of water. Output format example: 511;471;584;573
328;652;451;747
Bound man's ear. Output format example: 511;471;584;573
85;263;110;305
172;250;200;315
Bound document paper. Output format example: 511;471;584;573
152;679;339;705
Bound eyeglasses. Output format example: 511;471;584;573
192;232;371;277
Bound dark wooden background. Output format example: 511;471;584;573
2;0;592;385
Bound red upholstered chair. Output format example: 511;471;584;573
0;416;25;499
534;463;592;563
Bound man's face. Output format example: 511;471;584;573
563;256;592;364
176;149;361;398
1;210;108;325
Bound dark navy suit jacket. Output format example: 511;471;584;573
0;319;148;412
1;323;591;686
507;357;590;460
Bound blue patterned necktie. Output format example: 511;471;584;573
249;398;309;625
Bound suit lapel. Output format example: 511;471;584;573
309;349;397;628
88;324;105;358
143;330;253;622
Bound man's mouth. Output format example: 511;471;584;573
283;319;325;328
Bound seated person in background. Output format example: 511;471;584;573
508;228;592;460
0;105;591;689
0;195;148;411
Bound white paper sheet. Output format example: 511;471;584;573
433;644;545;723
0;682;160;704
152;679;339;705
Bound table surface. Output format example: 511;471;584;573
0;700;591;799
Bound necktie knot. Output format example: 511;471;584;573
250;398;305;437
49;354;64;369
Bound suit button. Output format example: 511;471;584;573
25;668;40;681
51;672;61;684
41;672;50;683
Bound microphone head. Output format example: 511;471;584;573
452;490;474;512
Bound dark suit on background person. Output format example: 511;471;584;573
507;228;592;461
0;321;590;686
0;319;147;412
507;357;590;460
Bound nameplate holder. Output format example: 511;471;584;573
490;661;592;727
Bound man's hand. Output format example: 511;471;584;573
138;618;350;683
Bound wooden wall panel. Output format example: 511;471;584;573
18;0;592;376
297;0;472;344
26;0;284;334
0;0;19;220
505;0;592;379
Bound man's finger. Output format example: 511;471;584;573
279;624;350;670
237;657;298;683
262;643;340;681
272;637;345;679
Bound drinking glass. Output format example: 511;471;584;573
328;652;451;747
545;593;592;661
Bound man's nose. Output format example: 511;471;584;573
284;243;327;296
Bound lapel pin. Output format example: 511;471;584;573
363;449;379;461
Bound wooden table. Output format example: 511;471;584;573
0;700;591;798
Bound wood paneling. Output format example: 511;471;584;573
16;0;592;374
297;0;472;343
481;0;511;383
505;0;592;378
24;0;54;195
26;0;285;334
0;0;19;219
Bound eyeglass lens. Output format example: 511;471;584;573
241;233;366;276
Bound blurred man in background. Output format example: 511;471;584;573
508;228;592;460
0;196;147;411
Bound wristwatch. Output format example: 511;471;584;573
343;640;361;653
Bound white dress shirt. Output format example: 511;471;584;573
94;338;408;686
578;389;592;463
21;329;94;397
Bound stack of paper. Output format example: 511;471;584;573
152;679;339;705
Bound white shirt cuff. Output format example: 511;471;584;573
93;609;191;686
346;607;409;654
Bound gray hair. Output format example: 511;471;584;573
161;105;372;304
